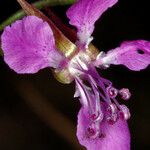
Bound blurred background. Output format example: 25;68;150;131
0;0;150;150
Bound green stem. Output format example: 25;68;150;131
0;0;75;32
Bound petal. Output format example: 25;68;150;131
67;0;118;45
95;40;150;71
77;107;130;150
1;16;64;74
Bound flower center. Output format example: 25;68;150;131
68;51;91;77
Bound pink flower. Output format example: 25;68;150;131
1;0;150;150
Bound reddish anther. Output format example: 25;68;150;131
107;86;118;98
119;88;131;100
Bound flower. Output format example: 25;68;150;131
1;0;150;150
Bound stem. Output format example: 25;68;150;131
0;0;75;31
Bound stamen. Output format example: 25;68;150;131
90;112;103;122
75;77;94;113
112;98;121;108
89;69;112;103
119;105;131;120
106;86;118;98
88;75;102;113
107;113;118;125
87;123;100;139
108;103;117;114
87;127;96;136
119;88;131;100
107;103;118;124
96;79;111;102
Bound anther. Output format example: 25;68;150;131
119;105;131;120
87;125;99;139
107;113;118;125
87;127;95;136
107;103;118;124
106;86;118;98
90;112;103;122
119;88;131;100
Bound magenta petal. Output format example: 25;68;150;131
77;107;130;150
99;40;150;71
1;16;64;74
67;0;118;45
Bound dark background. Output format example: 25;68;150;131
0;0;150;150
